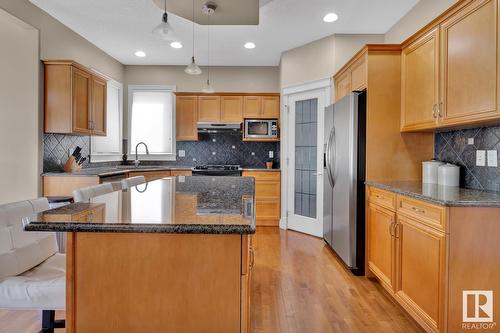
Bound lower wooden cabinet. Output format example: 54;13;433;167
170;170;192;176
127;170;171;182
395;214;446;332
366;202;396;292
242;171;281;226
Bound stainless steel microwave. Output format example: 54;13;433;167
244;119;278;139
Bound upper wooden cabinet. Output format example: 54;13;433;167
198;96;221;122
401;28;440;131
401;0;500;131
176;96;198;141
221;96;243;123
44;60;107;136
334;53;367;102
440;0;500;126
243;95;280;119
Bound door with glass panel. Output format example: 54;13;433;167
287;91;325;237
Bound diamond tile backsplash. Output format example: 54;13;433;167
434;125;500;192
43;132;280;172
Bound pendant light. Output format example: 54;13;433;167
152;0;175;41
201;16;215;93
185;0;202;75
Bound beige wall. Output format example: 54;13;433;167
0;9;39;203
333;34;385;73
280;36;335;89
0;0;124;82
384;0;460;44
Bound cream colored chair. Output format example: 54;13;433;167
0;198;65;332
120;176;146;189
72;183;114;203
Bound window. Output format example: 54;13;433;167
128;85;176;160
91;80;123;162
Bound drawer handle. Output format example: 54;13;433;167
375;194;384;199
389;222;395;237
411;206;425;214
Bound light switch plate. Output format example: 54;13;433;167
178;150;185;157
468;138;474;145
269;151;274;158
487;150;498;167
476;150;486;166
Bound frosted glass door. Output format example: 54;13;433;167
294;98;318;218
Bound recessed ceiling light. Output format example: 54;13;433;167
323;12;338;23
244;42;256;49
134;51;146;57
170;42;183;49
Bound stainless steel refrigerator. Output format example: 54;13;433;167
323;92;366;276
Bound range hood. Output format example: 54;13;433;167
197;122;241;133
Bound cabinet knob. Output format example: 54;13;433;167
432;104;437;118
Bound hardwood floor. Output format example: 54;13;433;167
0;227;422;333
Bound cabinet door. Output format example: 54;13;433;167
243;96;262;118
335;71;351;102
72;67;92;134
367;203;396;292
221;96;243;123
176;96;198;141
440;0;500;126
261;96;280;119
91;76;107;136
401;28;440;131
198;96;221;122
396;215;446;332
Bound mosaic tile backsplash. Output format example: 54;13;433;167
43;132;280;172
434;125;500;192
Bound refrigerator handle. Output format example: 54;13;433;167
330;128;336;187
325;129;334;187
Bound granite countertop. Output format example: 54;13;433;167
25;176;256;234
366;181;500;207
42;166;280;177
42;166;194;177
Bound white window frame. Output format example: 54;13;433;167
127;85;177;161
90;79;123;162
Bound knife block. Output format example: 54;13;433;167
63;156;82;173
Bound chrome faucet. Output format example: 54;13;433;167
134;142;149;168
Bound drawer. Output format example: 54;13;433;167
256;180;280;198
368;187;396;211
243;171;280;181
397;196;446;231
256;199;280;220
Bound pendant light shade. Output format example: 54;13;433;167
185;0;202;75
201;79;215;93
152;1;175;41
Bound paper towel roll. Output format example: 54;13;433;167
438;163;460;187
422;160;444;184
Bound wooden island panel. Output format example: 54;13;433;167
66;232;245;333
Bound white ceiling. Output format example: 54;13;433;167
29;0;418;66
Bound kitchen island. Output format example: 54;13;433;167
25;176;256;333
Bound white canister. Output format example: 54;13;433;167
422;160;444;184
438;163;460;187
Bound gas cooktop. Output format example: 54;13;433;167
192;165;242;176
193;165;241;171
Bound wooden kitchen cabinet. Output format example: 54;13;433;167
221;96;243;122
401;0;500;132
261;96;280;118
439;0;500;127
127;170;171;182
170;170;192;176
366;202;396;293
243;96;263;118
176;96;198;141
44;60;107;136
243;171;280;226
401;28;440;131
335;70;351;102
395;214;446;333
198;96;221;122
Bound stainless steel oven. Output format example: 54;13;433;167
244;119;278;139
